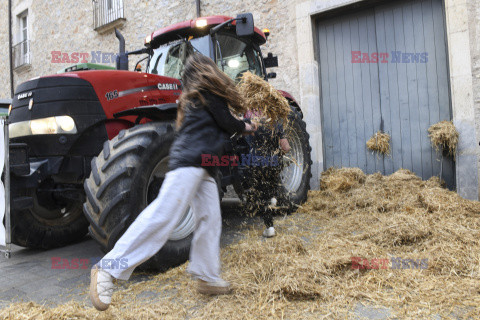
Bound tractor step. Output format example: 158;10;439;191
9;143;30;176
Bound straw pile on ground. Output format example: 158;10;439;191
366;131;391;155
237;71;291;128
2;168;480;319
320;167;366;192
428;120;459;158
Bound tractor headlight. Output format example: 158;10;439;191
56;116;76;132
227;59;240;68
10;116;77;138
195;19;207;28
30;117;58;135
145;34;152;45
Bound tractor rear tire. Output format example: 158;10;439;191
83;122;195;272
279;108;313;210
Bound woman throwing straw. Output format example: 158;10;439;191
89;53;257;311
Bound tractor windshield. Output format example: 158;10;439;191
215;33;264;81
146;33;264;82
147;35;210;78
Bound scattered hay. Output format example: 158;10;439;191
3;168;480;319
385;168;421;182
320;167;366;192
428;120;459;158
366;131;391;155
0;299;187;320
237;71;291;128
299;167;480;316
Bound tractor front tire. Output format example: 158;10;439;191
10;192;88;249
83;122;195;272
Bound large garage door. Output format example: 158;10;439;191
317;0;454;187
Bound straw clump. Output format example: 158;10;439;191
428;120;459;157
366;131;391;155
237;71;291;127
3;168;480;318
320;167;366;192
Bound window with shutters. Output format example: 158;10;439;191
93;0;125;32
13;10;30;69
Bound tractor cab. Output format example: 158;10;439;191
123;14;277;82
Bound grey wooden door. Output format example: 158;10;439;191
316;0;454;187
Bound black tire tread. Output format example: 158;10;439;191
98;190;129;227
84;123;169;250
282;108;312;208
101;145;145;172
83;203;107;239
91;158;101;186
113;128;157;149
96;166;133;198
103;140;110;160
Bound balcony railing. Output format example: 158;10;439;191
13;40;30;69
93;0;125;31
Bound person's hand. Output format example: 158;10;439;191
243;122;258;135
279;138;291;153
231;110;243;120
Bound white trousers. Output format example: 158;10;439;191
100;167;223;282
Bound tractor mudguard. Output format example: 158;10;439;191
113;103;177;123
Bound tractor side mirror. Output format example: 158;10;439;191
236;13;254;37
267;72;277;79
264;52;278;68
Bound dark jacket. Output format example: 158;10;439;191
168;92;246;178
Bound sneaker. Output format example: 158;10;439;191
197;279;232;295
268;197;278;209
90;265;114;311
263;226;276;238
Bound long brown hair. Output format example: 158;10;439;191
177;53;246;128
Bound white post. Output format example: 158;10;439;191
0;117;11;258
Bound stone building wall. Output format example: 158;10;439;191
468;0;480;192
0;4;10;99
0;0;300;103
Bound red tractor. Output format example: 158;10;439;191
9;14;312;270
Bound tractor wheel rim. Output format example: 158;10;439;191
280;125;304;194
147;156;196;241
28;188;82;225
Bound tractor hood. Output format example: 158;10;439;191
10;70;181;157
44;70;181;118
13;70;181;119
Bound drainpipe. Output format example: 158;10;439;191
195;0;201;18
8;0;14;98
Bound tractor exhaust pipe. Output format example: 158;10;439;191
115;28;128;70
115;28;125;54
